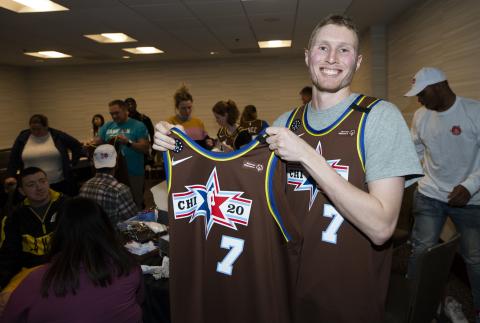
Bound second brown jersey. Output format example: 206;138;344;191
285;95;392;323
164;128;301;323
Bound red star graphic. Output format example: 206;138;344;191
210;193;229;220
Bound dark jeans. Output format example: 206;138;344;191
408;190;480;315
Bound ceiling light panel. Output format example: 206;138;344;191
122;47;164;54
84;33;137;43
258;40;292;48
0;0;68;13
24;51;72;58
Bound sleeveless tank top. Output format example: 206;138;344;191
164;128;301;323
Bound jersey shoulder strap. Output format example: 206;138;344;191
350;95;381;114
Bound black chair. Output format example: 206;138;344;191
385;233;461;323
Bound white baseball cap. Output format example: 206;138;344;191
404;67;447;97
93;144;117;169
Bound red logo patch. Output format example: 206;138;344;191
451;125;461;136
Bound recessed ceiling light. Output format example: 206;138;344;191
122;47;164;55
0;0;68;13
24;51;71;59
122;56;131;59
258;40;292;48
84;33;137;44
210;51;218;55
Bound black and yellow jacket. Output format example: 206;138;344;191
0;190;67;289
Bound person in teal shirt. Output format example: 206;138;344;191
96;99;149;208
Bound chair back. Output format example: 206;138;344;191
408;233;460;323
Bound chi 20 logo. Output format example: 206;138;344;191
172;167;253;238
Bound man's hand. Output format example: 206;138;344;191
448;185;471;207
153;122;183;151
115;134;129;145
265;126;314;162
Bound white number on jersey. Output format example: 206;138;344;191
216;235;245;275
322;204;344;244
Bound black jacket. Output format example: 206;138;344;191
0;190;67;288
7;128;83;182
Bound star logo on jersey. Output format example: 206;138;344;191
287;140;349;210
172;167;253;238
287;168;319;210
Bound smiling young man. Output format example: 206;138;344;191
153;14;422;323
265;15;422;322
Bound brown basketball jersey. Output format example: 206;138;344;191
285;95;392;323
240;119;267;136
164;128;301;323
216;126;249;149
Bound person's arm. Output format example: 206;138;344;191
57;130;83;165
120;137;149;154
5;132;27;183
265;127;403;245
411;111;425;163
117;186;138;221
0;214;22;289
449;117;480;206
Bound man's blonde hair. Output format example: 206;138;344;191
307;14;359;50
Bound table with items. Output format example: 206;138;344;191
118;208;170;323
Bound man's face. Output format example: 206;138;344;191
125;100;137;114
20;172;50;204
305;24;361;93
176;100;193;121
416;84;443;111
109;104;128;123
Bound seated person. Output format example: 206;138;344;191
212;100;252;151
0;167;67;290
0;197;143;323
240;104;269;137
79;144;137;224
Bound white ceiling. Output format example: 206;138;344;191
0;0;420;66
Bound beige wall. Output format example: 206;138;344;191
4;0;480;146
27;56;312;143
0;65;30;149
388;0;480;124
350;30;373;96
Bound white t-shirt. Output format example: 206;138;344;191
22;132;64;183
411;96;480;205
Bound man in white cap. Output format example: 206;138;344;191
406;67;480;322
79;144;137;224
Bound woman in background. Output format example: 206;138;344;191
0;197;143;323
240;105;269;138
212;100;251;151
167;85;213;149
5;114;82;196
91;114;104;138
